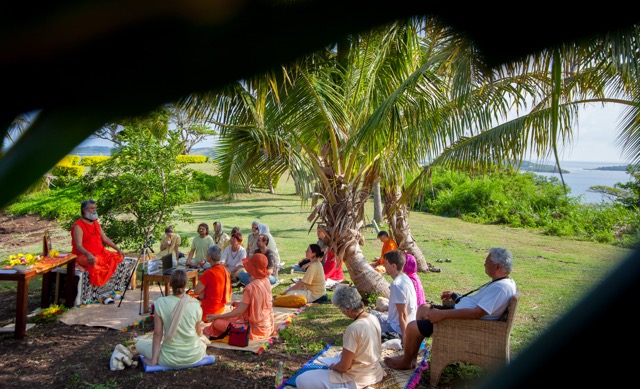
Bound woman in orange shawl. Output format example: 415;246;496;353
71;199;124;287
193;244;232;322
204;253;274;341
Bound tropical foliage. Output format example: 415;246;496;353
177;17;640;296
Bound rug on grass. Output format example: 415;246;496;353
279;344;429;389
139;355;216;373
59;288;161;331
206;303;307;355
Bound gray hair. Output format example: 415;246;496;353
488;247;513;273
252;220;260;227
332;285;364;312
80;198;96;213
207;244;222;261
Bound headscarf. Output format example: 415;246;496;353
404;253;426;306
257;223;270;235
242;253;270;279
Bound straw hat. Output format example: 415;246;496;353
242;253;270;279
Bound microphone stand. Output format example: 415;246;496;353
117;236;154;311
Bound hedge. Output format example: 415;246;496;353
57;155;81;166
81;155;111;166
176;155;208;163
52;164;84;178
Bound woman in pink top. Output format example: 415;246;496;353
204;253;274;341
404;253;426;306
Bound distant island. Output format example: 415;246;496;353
589;165;628;171
519;161;570;173
71;145;216;158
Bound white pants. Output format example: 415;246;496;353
295;369;356;389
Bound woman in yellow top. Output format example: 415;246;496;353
284;244;327;303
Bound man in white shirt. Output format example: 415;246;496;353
384;247;517;370
220;232;247;282
370;249;417;340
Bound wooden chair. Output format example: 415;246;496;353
429;291;520;387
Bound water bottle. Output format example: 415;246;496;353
275;360;284;388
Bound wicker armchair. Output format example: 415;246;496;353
429;291;520;387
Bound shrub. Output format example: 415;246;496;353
51;164;84;178
177;155;208;163
183;169;223;201
81;156;110;166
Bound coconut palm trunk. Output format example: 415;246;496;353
383;187;431;272
309;167;391;298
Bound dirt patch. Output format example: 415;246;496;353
0;213;310;388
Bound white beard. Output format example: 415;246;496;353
84;211;98;221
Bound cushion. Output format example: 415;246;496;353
274;294;307;308
139;355;216;373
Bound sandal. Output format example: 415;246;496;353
428;265;441;273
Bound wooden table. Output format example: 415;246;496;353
142;269;199;314
0;254;77;339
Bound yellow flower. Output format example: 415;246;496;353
3;253;41;267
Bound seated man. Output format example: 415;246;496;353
71;199;124;287
370;230;397;272
370;250;417;341
384;247;517;370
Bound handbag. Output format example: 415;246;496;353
209;321;250;347
228;321;250;347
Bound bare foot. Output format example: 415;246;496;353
384;356;416;370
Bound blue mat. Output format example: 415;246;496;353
280;344;331;388
140;355;216;373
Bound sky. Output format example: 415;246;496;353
76;104;630;164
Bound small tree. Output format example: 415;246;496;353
80;126;193;250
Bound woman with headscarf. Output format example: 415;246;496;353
257;223;280;274
204;253;275;341
212;221;230;250
247;220;260;254
403;253;426;307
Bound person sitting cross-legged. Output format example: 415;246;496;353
282;244;326;303
295;285;384;389
192;244;232;323
384;247;517;370
369;230;398;273
238;233;278;286
135;269;207;368
204;253;275;341
71;199;124;287
221;231;247;283
369;250;417;342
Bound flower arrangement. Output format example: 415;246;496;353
32;304;69;324
5;253;41;267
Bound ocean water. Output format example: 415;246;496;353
530;161;632;204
